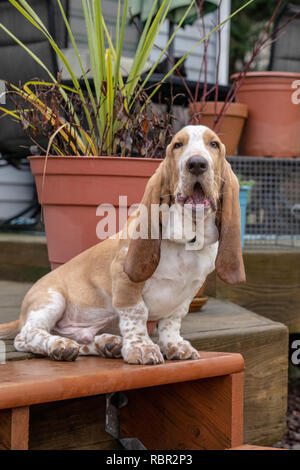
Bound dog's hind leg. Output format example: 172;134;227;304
78;334;122;358
14;289;80;361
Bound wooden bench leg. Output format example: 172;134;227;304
120;371;244;450
0;406;29;450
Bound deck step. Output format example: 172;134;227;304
0;352;244;409
0;233;49;283
181;300;288;446
0;352;244;450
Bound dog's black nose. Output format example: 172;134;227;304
186;156;208;175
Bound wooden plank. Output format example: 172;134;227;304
0;265;50;283
0;352;244;410
0;281;36;361
120;372;244;450
1;340;34;362
230;373;244;448
216;251;300;333
0;406;29;450
29;395;119;450
0;234;49;267
0;235;49;282
0;409;12;449
181;301;289;446
11;407;29;450
0;281;32;346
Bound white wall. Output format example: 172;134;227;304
149;13;218;83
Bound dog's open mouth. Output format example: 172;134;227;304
176;183;212;210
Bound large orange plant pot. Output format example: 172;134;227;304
189;101;248;156
232;71;300;157
29;156;161;270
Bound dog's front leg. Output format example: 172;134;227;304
117;300;164;365
157;306;200;361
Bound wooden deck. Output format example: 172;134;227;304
0;234;49;283
208;250;300;333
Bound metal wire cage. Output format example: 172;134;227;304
227;156;300;250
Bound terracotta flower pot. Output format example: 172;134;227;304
29;156;162;270
232;71;300;158
188;101;248;156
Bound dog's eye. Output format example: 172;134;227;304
210;141;219;149
174;142;183;149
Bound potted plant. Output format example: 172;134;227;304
187;0;298;156
0;0;255;269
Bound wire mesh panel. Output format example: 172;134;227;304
227;157;300;250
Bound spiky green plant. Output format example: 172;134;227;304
0;0;256;156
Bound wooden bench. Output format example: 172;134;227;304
0;352;244;450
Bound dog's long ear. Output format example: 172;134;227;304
215;160;246;284
124;159;170;283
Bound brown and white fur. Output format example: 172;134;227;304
0;125;245;364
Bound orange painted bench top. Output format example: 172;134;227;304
0;351;244;410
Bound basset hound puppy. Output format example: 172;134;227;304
0;125;245;365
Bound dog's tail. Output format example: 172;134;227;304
0;320;20;340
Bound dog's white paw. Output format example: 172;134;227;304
95;334;122;358
122;339;164;365
49;338;80;361
160;340;200;361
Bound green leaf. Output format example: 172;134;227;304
105;48;114;154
